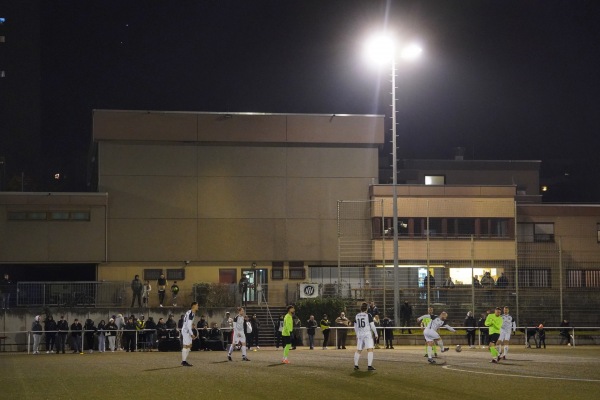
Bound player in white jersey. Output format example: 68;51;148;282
353;302;378;371
423;311;455;364
227;307;250;361
498;306;516;360
181;302;199;366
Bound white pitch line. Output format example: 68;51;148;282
441;365;600;383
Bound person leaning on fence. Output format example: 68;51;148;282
464;311;477;349
559;319;572;346
84;318;97;353
123;316;136;352
130;275;143;308
44;315;57;354
31;315;43;355
97;319;107;353
145;316;157;351
70;318;83;354
306;315;318;350
320;314;331;350
105;317;118;352
56;315;69;354
381;315;394;349
335;311;351;350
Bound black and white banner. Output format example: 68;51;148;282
300;283;319;298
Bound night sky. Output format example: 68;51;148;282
4;0;600;201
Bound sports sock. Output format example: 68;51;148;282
503;345;509;356
497;344;502;355
242;345;247;357
228;344;233;356
490;345;498;358
427;345;433;359
438;340;444;350
283;343;291;358
354;351;360;366
367;351;373;366
182;348;189;362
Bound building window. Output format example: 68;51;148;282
517;223;554;243
289;261;305;280
567;270;600;288
425;175;445;185
167;269;185;281
144;269;163;281
518;269;551;287
7;210;91;221
597;223;600;243
374;217;512;239
272;261;284;280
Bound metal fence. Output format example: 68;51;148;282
13;282;127;308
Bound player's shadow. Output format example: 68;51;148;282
144;366;184;372
267;363;289;367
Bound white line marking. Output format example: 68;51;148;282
441;365;600;383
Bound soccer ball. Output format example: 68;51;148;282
455;345;462;352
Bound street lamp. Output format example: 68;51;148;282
365;33;422;325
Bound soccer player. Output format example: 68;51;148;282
417;307;439;358
353;302;378;371
181;302;198;367
227;307;250;361
498;306;516;360
281;305;294;364
485;307;503;363
423;311;455;364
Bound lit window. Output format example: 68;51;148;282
425;175;445;185
50;212;70;220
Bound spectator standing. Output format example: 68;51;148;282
136;315;146;351
31;315;43;354
537;324;546;349
171;281;180;307
465;311;477;349
373;315;381;349
145;316;157;350
381;315;394;349
292;313;301;349
84;319;97;353
399;301;413;334
196;315;209;351
157;273;167;307
44;315;57;354
1;273;13;309
56;315;69;354
335;311;351;349
473;275;481;288
105;318;118;352
238;275;249;307
275;314;284;348
478;311;490;348
496;272;509;288
306;315;318;350
142;280;151;307
480;272;495;304
443;276;454;303
97;319;107;353
368;301;380;318
123;316;136;352
526;324;539;348
250;314;260;350
130;275;143;308
320;314;331;350
115;313;125;350
70;318;83;354
559;319;572;346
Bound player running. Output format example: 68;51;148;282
181;302;198;367
423;311;455;364
353;302;378;371
498;306;516;360
227;307;250;362
485;307;503;363
417;307;440;358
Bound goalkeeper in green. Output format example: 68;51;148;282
484;307;503;363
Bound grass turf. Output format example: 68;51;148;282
1;345;599;399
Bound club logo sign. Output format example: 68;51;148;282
300;284;318;298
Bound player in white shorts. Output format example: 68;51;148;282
498;306;516;360
181;302;198;366
227;307;250;362
353;302;378;371
423;311;455;364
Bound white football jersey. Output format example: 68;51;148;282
182;310;195;335
501;314;515;331
427;317;455;333
354;312;376;337
233;315;245;334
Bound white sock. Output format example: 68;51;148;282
242;345;247;357
503;345;509;356
427;345;433;358
228;344;233;355
182;348;189;362
438;340;444;350
367;351;373;366
354;352;360;366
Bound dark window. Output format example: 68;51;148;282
144;269;163;281
567;270;600;288
167;269;185;280
518;269;551;287
289;261;305;280
272;261;284;280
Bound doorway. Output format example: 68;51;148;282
241;269;268;304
